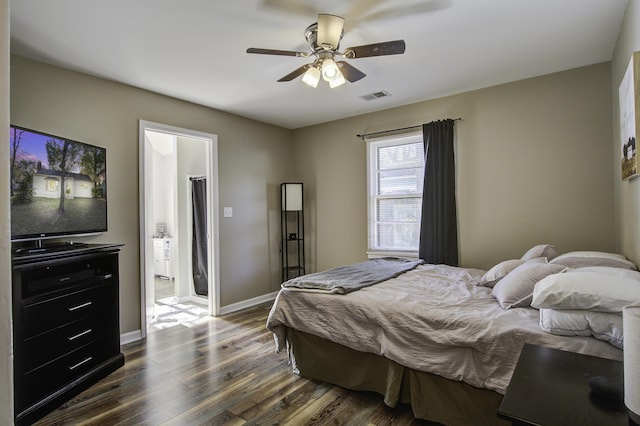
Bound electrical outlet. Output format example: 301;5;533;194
223;207;233;218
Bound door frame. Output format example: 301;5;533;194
138;120;220;338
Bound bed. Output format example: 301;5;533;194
266;248;635;425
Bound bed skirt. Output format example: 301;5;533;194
286;328;509;426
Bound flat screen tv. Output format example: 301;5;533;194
10;125;107;245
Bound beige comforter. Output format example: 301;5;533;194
266;263;623;394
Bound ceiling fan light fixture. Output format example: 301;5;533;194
301;65;321;88
321;58;340;81
328;72;346;88
317;14;344;50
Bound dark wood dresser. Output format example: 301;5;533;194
12;243;125;425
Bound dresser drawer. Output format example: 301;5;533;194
20;334;120;411
22;281;116;338
22;310;117;373
17;254;117;299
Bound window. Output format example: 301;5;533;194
366;131;424;256
46;178;59;193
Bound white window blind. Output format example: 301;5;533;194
366;131;424;256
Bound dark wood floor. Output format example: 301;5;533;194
34;303;430;425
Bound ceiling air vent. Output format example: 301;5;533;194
360;90;391;101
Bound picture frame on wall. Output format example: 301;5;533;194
620;51;640;181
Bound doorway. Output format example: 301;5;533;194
139;121;220;337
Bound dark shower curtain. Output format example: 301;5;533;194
191;177;208;296
418;119;459;266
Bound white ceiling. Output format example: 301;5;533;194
10;0;629;129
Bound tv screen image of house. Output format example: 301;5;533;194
10;125;107;242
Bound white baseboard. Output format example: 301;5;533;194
183;295;208;305
120;330;143;345
219;291;278;315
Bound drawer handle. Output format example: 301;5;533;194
95;273;113;280
68;329;93;341
68;356;93;371
68;301;92;312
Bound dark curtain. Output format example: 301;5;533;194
191;178;208;296
419;120;458;266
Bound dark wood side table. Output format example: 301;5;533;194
498;343;630;426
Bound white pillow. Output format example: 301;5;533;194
567;266;640;279
532;270;640;313
491;261;566;310
549;251;637;270
521;244;558;261
479;257;546;288
539;308;623;349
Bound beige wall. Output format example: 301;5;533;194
1;0;13;423
293;63;616;271
612;0;640;267
10;55;294;333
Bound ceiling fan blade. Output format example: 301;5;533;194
277;64;310;82
344;40;406;58
317;14;345;50
337;61;366;82
246;47;305;57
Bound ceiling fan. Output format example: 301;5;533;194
246;13;406;88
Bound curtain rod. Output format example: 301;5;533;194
356;117;463;140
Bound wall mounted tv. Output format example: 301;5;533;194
10;125;107;244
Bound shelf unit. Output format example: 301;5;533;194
281;182;305;282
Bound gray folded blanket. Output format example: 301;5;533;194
281;257;424;294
